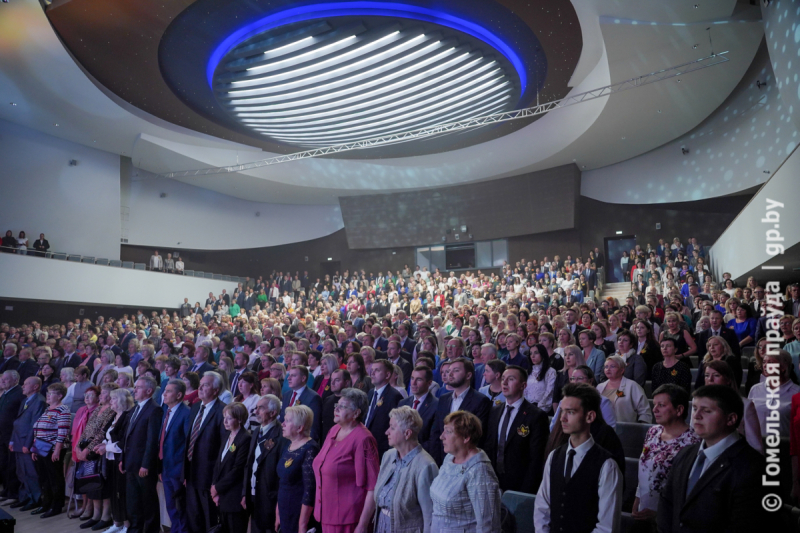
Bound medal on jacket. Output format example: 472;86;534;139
377;399;383;407
517;425;530;437
284;458;293;468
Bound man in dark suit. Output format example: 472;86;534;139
484;366;549;493
61;341;82;369
9;377;46;510
189;345;215;378
564;308;586;336
158;379;192;533
321;369;351;442
696;310;742;358
0;371;24;500
244;395;287;533
397;323;416;357
400;366;438;455
386;340;413;385
370;325;389;351
15;347;38;382
429;358;491;465
280;366;322;441
205;292;216;309
365;360;404;457
658;385;770;533
0;344;20;374
119;329;136;355
122;376;163;533
185;372;227;533
785;283;800;317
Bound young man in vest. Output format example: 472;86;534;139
533;383;622;533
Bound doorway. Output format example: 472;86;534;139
319;260;341;281
605;236;636;283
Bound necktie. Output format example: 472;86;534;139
290;391;298;407
231;373;240;395
564;449;576;484
159;408;171;460
127;404;141;437
412;399;420;410
366;391;379;427
257;427;269;445
496;404;514;475
686;450;706;495
187;404;206;461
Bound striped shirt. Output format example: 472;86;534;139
33;405;71;445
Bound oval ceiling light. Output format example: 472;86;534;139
208;3;528;148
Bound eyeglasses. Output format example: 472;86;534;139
333;404;353;412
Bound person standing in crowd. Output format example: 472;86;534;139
211;403;251;533
185;373;226;533
312;388;379;533
243;394;286;533
0;371;24;503
365;360;404;458
149;251;163;272
484;365;549;494
429;410;501;532
121;376;162;533
399;365;439;455
276;405;319;533
30;382;71;518
280;366;322;442
534;383;622;533
658;385;769;532
9;377;46;512
33;233;49;257
158;379;191;533
100;387;133;533
430;358;491;464
373;406;438;533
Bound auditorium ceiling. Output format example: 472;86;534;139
0;0;764;204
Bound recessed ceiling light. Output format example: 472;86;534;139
54;123;59;126
621;136;626;140
9;102;16;106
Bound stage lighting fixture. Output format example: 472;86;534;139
681;148;690;155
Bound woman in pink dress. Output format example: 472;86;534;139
312;388;379;533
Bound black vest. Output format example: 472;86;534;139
549;442;612;533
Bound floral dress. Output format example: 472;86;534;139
636;425;700;511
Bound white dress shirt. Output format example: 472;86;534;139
690;432;741;479
533;436;622;533
450;387;469;413
496;397;524;442
193;398;217;430
251;421;275;496
748;379;800;437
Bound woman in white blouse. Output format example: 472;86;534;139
525;344;557;414
233;372;261;430
96;388;134;533
596;355;653;424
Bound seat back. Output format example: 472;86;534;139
501;490;536;533
622;457;639;512
615;422;653;458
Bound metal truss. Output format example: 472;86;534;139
155;51;730;180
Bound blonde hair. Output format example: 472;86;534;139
284;405;314;438
703;335;734;364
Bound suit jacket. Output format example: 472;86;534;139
185;399;226;489
400;393;438;455
373;337;389;352
212;429;251;513
190;361;214;378
473;364;486;390
389;357;413;385
158;402;191;480
483;399;549;493
400;338;416;356
366;385;404;456
243;422;287;528
122;398;163;472
429;387;491;464
62;353;82;369
10;393;45;451
0;386;25;444
281;387;322;441
658;438;770;533
321;394;339;442
16;359;38;382
696;327;742;358
0;356;20;374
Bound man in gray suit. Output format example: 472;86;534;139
8;377;46;510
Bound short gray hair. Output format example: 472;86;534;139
605;355;626;371
110;388;134;410
262;393;282;414
389;405;423;438
3;370;19;386
481;343;497;357
320;354;339;374
203;371;224;396
339;388;369;422
136;375;158;394
60;367;75;381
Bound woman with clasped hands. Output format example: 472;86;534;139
312;388;379;533
373;406;438;533
429;411;501;533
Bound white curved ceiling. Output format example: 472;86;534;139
0;0;763;205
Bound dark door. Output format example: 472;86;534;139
320;260;341;280
605;236;636;283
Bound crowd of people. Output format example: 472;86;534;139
1;230;49;256
0;241;797;533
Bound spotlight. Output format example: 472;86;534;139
681;148;690;155
756;80;767;89
68;159;78;166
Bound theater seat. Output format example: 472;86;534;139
122;261;134;269
615;422;653;459
620;512;635;533
67;255;81;262
134;263;146;270
690;368;698;382
689;356;698;367
643;381;652;398
622;458;639;512
501;490;535;533
109;260;122;267
95;258;109;266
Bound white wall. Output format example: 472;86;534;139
126;165;344;250
762;0;800;131
708;144;800;280
0;119;122;259
0;253;237;309
582;44;799;203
